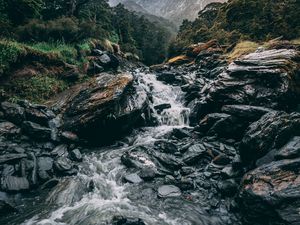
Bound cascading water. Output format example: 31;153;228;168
21;70;222;225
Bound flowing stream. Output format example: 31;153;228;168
21;70;223;225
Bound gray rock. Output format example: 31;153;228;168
1;176;30;192
275;136;300;160
70;149;82;162
124;173;143;184
0;154;27;164
22;121;52;140
0;122;21;136
158;185;181;198
1;102;25;124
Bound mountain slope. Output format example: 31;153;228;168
109;0;226;25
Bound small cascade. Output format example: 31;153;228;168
21;71;222;225
135;70;190;127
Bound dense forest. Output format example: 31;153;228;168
169;0;300;56
0;0;172;65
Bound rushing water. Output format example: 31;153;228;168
21;70;222;225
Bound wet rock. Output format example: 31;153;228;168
0;102;25;124
158;185;181;198
239;158;300;224
198;113;231;133
154;140;177;154
275;136;300;160
60;131;79;142
37;157;53;180
191;49;300;122
154;103;171;113
239;111;300;163
69;149;83;162
124;173;143;184
0;200;17;216
0;122;21;137
1;176;30;192
112;216;146;225
156;72;178;85
139;168;156;181
183;143;208;165
213;154;231;166
221;105;273;121
54;157;73;173
121;147;157;173
41;178;59;190
0;154;27;164
217;179;238;197
25;105;55;126
51;144;69;157
59;73;148;144
171;128;191;139
22;121;52;140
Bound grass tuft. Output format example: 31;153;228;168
227;41;260;61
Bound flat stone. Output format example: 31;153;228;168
0;122;21;136
158;185;181;198
0;154;27;164
124;173;143;184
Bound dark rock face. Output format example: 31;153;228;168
239;111;300;163
60;73;148;144
275;136;300;160
0;102;25;125
239;158;300;225
190;49;300;123
22;121;52;140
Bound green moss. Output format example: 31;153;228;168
8;75;68;103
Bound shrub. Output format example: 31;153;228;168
0;40;25;75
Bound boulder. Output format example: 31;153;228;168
24;104;55;126
191;49;300;122
124;173;143;184
275;136;300;160
0;122;21;137
157;185;181;198
0;153;27;164
221;105;273;121
22;121;52;140
59;73;148;144
1;176;30;192
69;149;83;162
239;158;300;225
239;111;300;163
0;102;25;124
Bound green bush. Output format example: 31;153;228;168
0;40;25;75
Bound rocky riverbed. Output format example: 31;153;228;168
0;41;300;225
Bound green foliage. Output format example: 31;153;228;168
171;0;300;56
0;0;172;66
8;75;68;103
0;40;25;74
